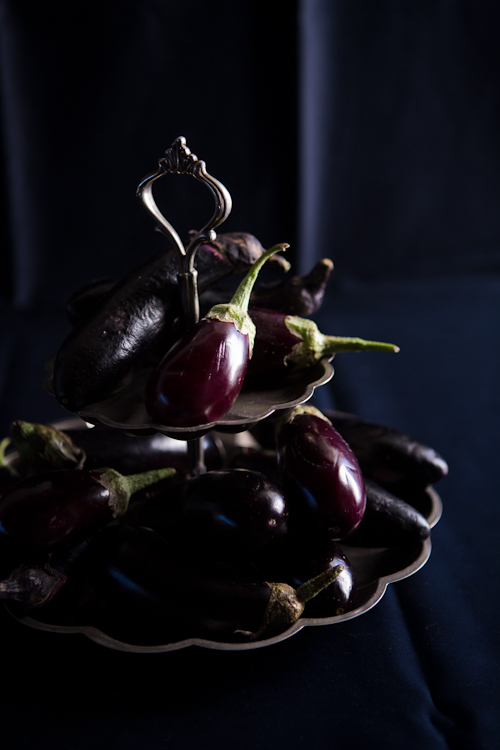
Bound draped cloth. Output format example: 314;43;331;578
0;2;498;748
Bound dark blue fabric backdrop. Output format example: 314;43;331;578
0;2;499;749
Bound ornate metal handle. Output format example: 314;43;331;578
136;136;233;274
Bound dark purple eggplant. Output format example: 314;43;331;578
245;308;399;385
199;258;333;318
143;469;289;559
324;410;449;492
145;244;287;427
276;406;366;540
0;539;90;609
346;479;431;547
0;465;175;555
67;425;225;474
52;233;287;413
86;524;345;642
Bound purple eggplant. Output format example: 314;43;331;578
346;478;431;547
199;258;333;319
276;406;366;540
324;410;449;492
65;277;116;326
245;308;399;385
0;465;175;555
145;244;287;427
281;535;356;617
86;524;346;642
67;425;225;475
142;469;289;560
52;233;288;413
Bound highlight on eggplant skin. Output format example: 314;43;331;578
52;233;285;414
276;407;366;541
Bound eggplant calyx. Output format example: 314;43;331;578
274;404;331;438
244;565;345;641
207;244;288;354
10;421;87;473
284;316;399;370
97;466;176;518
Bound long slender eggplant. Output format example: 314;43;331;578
9;421;86;474
245;308;399;385
0;465;175;555
276;405;366;540
145;244;287;427
0;539;90;609
86;524;345;642
346;478;431;547
324;410;449;492
53;233;288;413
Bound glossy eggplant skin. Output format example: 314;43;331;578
65;277;116;326
0;470;113;555
199;258;334;319
53;234;273;413
282;536;355;617
276;413;366;540
324;410;449;492
141;469;289;559
245;307;304;383
145;320;249;427
347;479;431;547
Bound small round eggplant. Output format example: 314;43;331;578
145;244;287;427
86;524;345;642
276;406;366;540
199;258;334;318
0;465;175;555
245;308;399;385
156;469;289;559
282;535;355;617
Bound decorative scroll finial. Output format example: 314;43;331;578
136;136;232;270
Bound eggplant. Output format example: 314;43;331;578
276;406;366;540
199;258;334;318
0;465;175;555
245;308;399;385
324;410;449;492
86;524;345;642
142;469;289;560
0;539;90;609
145;244;287;427
346;479;431;547
53;233;287;413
